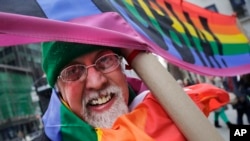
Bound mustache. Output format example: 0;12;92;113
81;85;128;128
82;85;121;106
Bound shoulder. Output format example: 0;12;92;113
129;90;150;110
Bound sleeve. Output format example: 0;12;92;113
184;83;230;116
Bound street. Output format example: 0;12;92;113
208;104;249;141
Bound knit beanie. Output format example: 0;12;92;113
42;41;120;87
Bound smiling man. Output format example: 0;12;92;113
40;41;229;141
55;45;129;128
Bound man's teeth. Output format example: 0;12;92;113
89;94;112;105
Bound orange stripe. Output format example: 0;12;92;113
101;107;154;141
209;24;241;34
157;1;239;35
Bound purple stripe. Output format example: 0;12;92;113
0;12;147;50
42;89;62;141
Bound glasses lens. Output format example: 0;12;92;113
59;54;121;82
96;54;120;73
61;65;86;81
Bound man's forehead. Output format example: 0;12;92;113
64;49;116;66
75;48;116;59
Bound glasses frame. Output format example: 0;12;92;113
58;53;122;82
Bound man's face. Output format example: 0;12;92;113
57;49;129;128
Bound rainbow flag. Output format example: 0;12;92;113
43;83;229;141
0;0;249;76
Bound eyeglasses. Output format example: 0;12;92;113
58;54;122;82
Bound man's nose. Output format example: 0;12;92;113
85;66;108;90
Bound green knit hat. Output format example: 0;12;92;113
42;41;120;87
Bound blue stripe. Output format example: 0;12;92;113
36;0;102;21
42;89;62;141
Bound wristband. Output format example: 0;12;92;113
126;50;141;65
125;50;141;70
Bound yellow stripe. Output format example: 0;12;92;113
138;0;154;18
125;0;133;6
172;18;185;33
60;97;71;109
201;32;249;43
95;128;103;141
171;20;248;43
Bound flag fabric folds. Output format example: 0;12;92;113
0;0;249;76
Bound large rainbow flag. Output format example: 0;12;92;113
0;0;249;76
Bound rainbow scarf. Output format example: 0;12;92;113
43;83;229;141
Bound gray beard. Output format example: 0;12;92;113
81;86;129;128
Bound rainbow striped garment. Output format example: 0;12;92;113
42;83;229;141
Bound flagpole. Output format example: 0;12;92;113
124;51;224;141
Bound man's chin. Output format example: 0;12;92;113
83;99;129;128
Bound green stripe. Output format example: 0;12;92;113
170;34;250;55
60;103;98;141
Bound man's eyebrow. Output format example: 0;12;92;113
63;49;115;68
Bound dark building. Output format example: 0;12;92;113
0;44;45;141
230;0;247;18
0;44;43;80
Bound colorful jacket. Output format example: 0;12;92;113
42;83;229;141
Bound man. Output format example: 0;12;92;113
233;74;250;125
40;41;229;141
